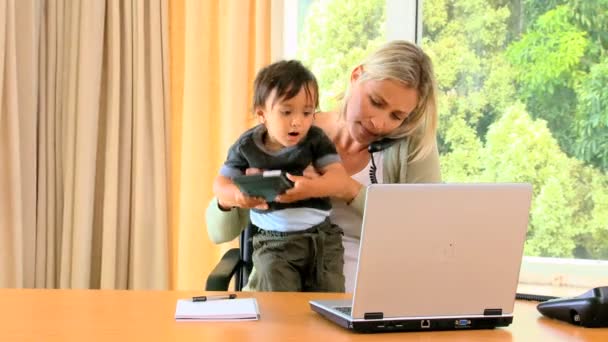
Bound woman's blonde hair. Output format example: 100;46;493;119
340;40;438;161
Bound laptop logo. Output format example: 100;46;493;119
439;242;456;263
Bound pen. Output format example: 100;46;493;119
192;294;237;302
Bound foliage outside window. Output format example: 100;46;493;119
296;0;608;260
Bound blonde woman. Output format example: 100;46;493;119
207;40;441;292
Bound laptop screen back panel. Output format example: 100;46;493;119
351;184;532;320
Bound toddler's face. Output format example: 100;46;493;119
257;85;317;151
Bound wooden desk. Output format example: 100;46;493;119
0;289;605;341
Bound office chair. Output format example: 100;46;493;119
205;223;258;291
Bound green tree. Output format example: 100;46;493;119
482;104;568;191
522;0;566;27
574;59;608;170
507;2;608;170
439;115;484;182
523;0;608;52
482;104;608;258
423;0;514;157
569;165;608;259
506;5;588;153
583;177;608;258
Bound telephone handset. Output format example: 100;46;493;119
368;138;398;153
367;138;399;184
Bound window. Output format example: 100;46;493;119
276;0;608;292
275;0;389;112
420;0;608;291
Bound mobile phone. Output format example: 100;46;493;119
232;170;294;202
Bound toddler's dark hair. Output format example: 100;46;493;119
253;60;319;110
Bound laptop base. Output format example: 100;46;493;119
310;302;513;333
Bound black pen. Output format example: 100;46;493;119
192;294;237;302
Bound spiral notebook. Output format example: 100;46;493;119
175;298;260;321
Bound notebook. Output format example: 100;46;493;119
310;183;533;333
175;298;260;321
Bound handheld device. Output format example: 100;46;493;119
232;170;294;202
368;138;398;153
368;138;398;183
537;286;608;327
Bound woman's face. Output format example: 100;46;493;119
345;72;418;145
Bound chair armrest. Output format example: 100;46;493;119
205;248;241;291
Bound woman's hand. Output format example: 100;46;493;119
274;173;318;203
275;163;362;203
274;164;323;203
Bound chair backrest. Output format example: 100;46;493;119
236;223;258;290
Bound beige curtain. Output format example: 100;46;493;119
0;0;38;288
0;0;169;289
169;0;270;290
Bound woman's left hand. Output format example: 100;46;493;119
275;163;361;203
274;164;320;203
274;170;319;203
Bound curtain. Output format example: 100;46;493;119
0;0;38;288
169;0;270;290
0;0;169;289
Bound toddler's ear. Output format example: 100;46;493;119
255;107;266;123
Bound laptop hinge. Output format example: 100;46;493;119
364;312;384;320
483;308;503;316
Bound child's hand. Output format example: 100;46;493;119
233;191;268;210
214;174;268;210
245;167;264;175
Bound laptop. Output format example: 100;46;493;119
310;183;533;333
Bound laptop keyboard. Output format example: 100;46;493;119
334;306;352;316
